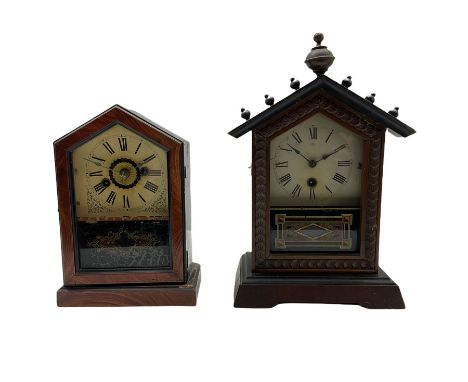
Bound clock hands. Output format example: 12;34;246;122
83;158;135;181
285;143;347;169
309;144;348;167
83;157;114;171
84;157;156;181
321;144;347;160
287;144;312;163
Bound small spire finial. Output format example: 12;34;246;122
365;93;376;103
305;32;335;77
342;76;352;88
264;94;275;106
389;107;399;118
314;32;324;46
290;77;300;90
241;108;251;120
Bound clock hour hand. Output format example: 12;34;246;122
287;144;311;162
82;157;113;171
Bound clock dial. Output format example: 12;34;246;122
270;113;363;207
72;124;168;220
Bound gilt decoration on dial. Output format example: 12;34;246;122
270;113;364;207
72;124;169;220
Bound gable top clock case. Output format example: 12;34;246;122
229;33;416;309
54;105;200;306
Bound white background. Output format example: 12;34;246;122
1;1;467;381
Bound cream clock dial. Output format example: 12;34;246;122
72;124;169;220
270;113;364;207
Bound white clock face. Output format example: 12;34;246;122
269;113;364;207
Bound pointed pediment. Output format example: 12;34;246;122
229;76;415;139
54;105;186;150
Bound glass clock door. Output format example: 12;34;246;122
71;123;171;270
269;113;364;253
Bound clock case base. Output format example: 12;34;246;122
57;263;201;307
234;253;404;309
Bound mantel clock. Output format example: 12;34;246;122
55;105;200;306
229;33;416;308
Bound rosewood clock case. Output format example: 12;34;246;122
55;105;200;306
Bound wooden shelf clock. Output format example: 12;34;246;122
54;105;200;306
229;33;416;308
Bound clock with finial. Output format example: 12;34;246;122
229;33;415;308
54;105;200;306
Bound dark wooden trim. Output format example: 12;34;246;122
251;93;386;273
54;106;186;285
229;75;415;138
57;262;201;307
234;253;404;309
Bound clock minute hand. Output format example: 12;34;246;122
321;144;347;161
287;144;311;162
82;157;113;171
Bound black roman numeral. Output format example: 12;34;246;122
291;184;302;197
118;137;128;151
291;131;302;144
275;161;288;168
91;156;105;162
138;193;146;203
310;188;316;200
134;142;142;154
325;130;334;143
279;147;292;152
338;160;352;167
144;181;158;193
279;173;292;186
102;141;115;154
325;185;333;194
148;169;162;176
94;182;108;194
88;170;103;177
123;195;130;208
309;126;317;140
333;173;347;184
142;154;156;164
106;191;116;205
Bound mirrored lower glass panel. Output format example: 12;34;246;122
76;219;171;270
270;208;360;253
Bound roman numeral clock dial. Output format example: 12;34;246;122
72;124;169;220
270;114;363;207
269;113;364;253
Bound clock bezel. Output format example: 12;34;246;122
54;106;186;285
252;92;386;273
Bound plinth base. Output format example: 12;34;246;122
234;253;404;309
57;263;201;307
